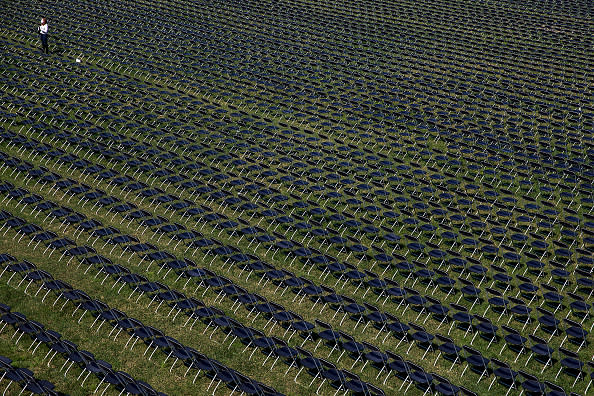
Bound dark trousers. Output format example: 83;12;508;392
40;34;48;53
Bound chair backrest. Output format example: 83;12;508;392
435;333;454;344
473;315;491;324
405;361;423;372
485;287;502;296
320;284;335;294
558;347;579;359
516;275;532;283
529;334;548;345
362;341;379;351
544;381;566;394
338;331;354;342
566;292;584;302
460;386;478;396
518;370;538;382
458;278;473;287
563;318;582;328
450;303;468;312
490;264;506;273
541;283;557;293
536;307;554;317
466;257;482;266
342;369;360;381
404;286;419;295
432;372;449;384
463;345;482;356
501;325;519;335
367;383;386;396
491;358;509;368
319;358;336;369
385;312;398;322
295;346;312;357
271;336;287;347
509;296;526;305
314;319;331;329
408;322;425;332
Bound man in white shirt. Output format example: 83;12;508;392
38;18;49;54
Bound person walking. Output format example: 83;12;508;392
38;18;49;54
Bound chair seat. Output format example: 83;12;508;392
435;381;460;396
467;355;489;368
521;380;545;393
291;320;315;332
531;344;553;356
560;357;583;370
476;322;498;334
386;287;406;297
252;337;276;349
412;331;434;343
346;379;369;393
488;297;508;307
406;295;426;306
318;329;341;342
321;368;346;382
409;370;432;384
274;346;299;359
461;285;481;296
344;303;366;315
364;350;388;363
538;315;559;327
493;273;512;283
511;305;531;315
388;359;409;373
387;321;410;334
493;367;517;380
452;312;473;323
566;326;587;339
428;304;449;316
300;356;323;370
504;334;527;345
439;342;461;355
367;311;388;323
342;340;365;354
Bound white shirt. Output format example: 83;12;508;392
39;23;48;34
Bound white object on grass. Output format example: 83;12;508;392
76;58;81;63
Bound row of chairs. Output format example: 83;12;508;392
1;188;584;396
1;131;588;392
0;253;285;396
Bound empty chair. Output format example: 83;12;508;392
518;370;546;396
403;361;433;395
500;325;528;362
293;347;325;386
526;335;554;373
555;347;584;387
461;345;490;382
433;372;460;396
406;322;435;359
361;342;389;378
559;319;588;352
471;315;498;348
488;358;518;395
448;303;473;338
433;334;462;371
336;331;366;368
